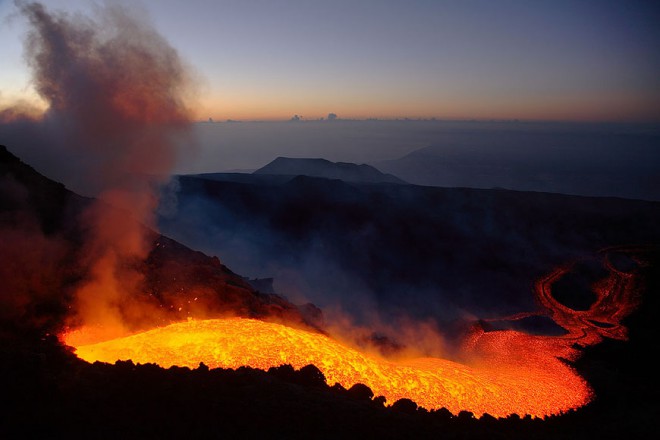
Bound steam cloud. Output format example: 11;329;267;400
1;2;195;334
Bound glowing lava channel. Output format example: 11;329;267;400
65;317;591;418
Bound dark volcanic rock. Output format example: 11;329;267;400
161;172;660;330
1;145;659;439
1;145;89;333
0;144;317;334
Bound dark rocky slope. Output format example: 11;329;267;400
0;145;317;336
161;172;660;333
1;144;658;439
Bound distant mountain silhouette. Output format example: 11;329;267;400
374;132;660;201
254;157;406;184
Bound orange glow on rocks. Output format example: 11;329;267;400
63;247;643;418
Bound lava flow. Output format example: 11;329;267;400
65;317;589;418
63;247;644;419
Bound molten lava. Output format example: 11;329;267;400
66;317;590;418
63;247;643;418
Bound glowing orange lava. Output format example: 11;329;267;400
65;317;590;418
63;247;644;418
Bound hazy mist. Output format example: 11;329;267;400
177;119;660;201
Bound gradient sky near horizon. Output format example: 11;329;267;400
1;0;659;122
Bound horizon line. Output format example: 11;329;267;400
195;117;660;126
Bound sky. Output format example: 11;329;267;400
1;0;659;122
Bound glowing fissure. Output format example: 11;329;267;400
64;247;642;418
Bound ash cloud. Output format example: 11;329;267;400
0;2;196;334
9;1;193;197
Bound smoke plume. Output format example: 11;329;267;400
2;2;195;334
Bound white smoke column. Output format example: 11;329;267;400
18;1;195;333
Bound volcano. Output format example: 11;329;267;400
2;143;659;438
